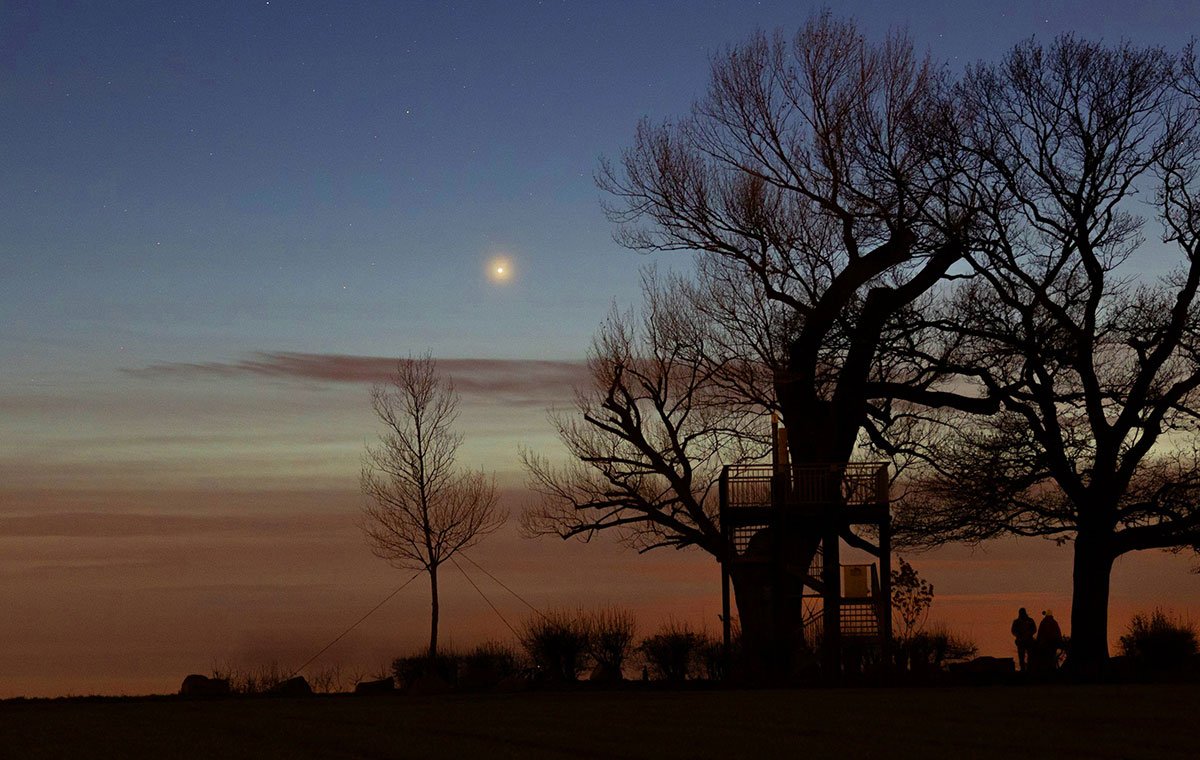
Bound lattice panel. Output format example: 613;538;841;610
841;601;881;639
731;525;770;557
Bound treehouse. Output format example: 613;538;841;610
718;444;892;678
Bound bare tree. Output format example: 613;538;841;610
599;13;989;471
896;36;1200;675
551;12;989;674
361;355;507;659
890;557;934;644
522;269;769;556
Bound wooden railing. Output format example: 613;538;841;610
722;462;888;509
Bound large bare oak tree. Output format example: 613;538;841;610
532;13;990;673
897;37;1200;675
599;14;988;470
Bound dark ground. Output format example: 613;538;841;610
2;684;1198;759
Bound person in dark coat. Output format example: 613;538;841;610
1011;608;1037;671
1035;610;1064;671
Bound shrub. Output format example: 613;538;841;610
461;641;521;688
891;557;934;642
307;663;347;694
210;661;288;695
639;621;705;682
522;609;592;682
391;651;461;687
698;634;727;681
898;625;978;673
1119;609;1198;670
587;607;637;679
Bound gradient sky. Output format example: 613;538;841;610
3;0;1200;697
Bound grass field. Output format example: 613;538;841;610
2;684;1198;759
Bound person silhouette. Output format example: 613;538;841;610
1011;608;1037;671
1036;610;1063;672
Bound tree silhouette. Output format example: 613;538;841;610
522;269;770;556
599;13;990;470
543;12;989;672
896;37;1200;676
890;557;933;643
361;354;507;659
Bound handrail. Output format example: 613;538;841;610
721;462;889;508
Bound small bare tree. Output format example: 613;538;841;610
361;354;507;659
890;557;934;643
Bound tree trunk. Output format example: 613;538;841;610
727;528;821;681
764;380;848;679
1067;530;1115;679
728;562;773;679
775;387;840;464
428;563;440;660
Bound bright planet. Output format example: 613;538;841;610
488;257;513;282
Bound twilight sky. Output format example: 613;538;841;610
3;0;1200;697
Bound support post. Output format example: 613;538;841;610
719;467;732;679
879;511;893;680
770;467;786;681
821;522;841;679
721;558;731;679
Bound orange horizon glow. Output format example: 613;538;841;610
4;358;1200;697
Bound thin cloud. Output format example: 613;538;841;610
125;352;589;406
0;511;351;539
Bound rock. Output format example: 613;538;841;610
269;676;313;697
179;674;230;697
353;677;395;695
